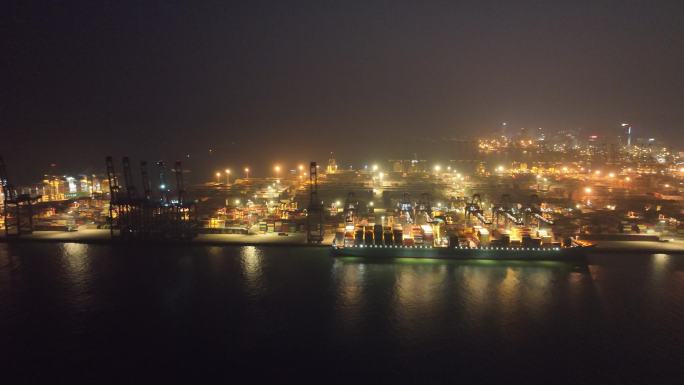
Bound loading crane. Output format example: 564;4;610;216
105;156;121;237
492;194;523;226
306;161;324;243
415;192;432;224
174;161;185;205
0;156;41;236
140;161;152;201
522;194;554;226
122;156;137;200
105;156;196;240
397;192;413;224
465;193;491;225
343;192;358;224
156;161;170;205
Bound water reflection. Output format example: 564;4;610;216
333;258;589;342
497;267;521;322
59;242;93;310
61;243;89;276
241;246;264;294
652;254;670;276
650;253;672;298
393;264;448;339
333;260;366;332
0;244;14;291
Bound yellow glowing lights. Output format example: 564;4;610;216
595;170;601;175
298;164;304;171
497;165;505;172
274;165;281;172
608;172;615;178
584;187;592;193
434;165;441;172
225;169;231;174
372;164;379;171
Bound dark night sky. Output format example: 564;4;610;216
2;0;684;183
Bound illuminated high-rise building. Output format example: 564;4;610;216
326;152;338;174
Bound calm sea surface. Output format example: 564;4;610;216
1;243;683;384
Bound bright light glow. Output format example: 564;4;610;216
335;200;341;206
244;168;249;172
369;201;374;206
225;169;231;174
584;187;592;193
434;165;441;172
497;165;505;172
298;164;304;171
379;172;384;179
625;177;631;181
595;170;601;175
562;167;568;172
215;172;221;177
274;165;281;172
235;199;240;205
372;164;378;171
608;172;615;178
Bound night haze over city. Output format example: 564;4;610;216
4;0;684;183
3;2;684;384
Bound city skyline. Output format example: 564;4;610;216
2;122;680;185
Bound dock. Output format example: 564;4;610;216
1;229;684;254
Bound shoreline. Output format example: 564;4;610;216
1;230;683;254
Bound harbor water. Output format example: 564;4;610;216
1;243;683;384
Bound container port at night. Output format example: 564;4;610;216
2;126;684;255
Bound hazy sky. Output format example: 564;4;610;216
3;0;684;183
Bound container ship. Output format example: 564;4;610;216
330;193;594;260
331;240;593;260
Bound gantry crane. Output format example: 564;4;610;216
522;194;554;226
465;193;491;225
306;161;324;243
0;156;41;236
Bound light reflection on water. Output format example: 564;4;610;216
331;257;589;345
59;243;94;312
240;246;264;294
61;243;90;277
2;243;684;384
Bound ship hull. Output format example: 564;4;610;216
331;244;592;261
